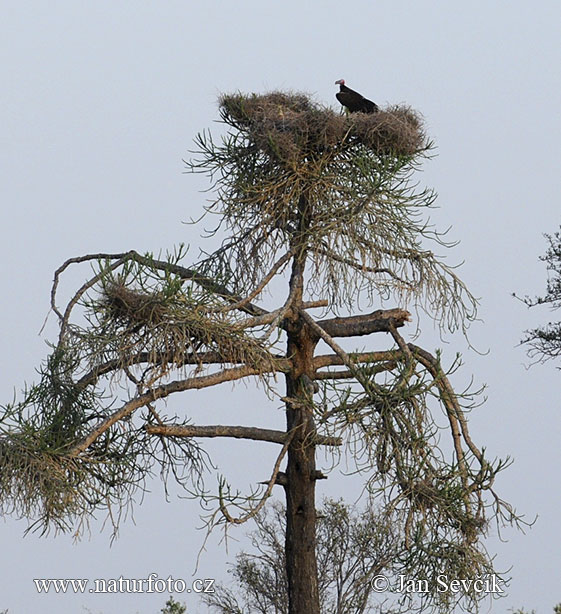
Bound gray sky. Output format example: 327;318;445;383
2;1;561;612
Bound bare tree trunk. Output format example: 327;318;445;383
285;441;319;613
283;244;320;613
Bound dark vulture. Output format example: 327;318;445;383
335;79;379;114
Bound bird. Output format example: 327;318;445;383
335;79;379;114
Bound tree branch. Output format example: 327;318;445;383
313;350;403;370
68;364;282;456
410;344;484;464
316;308;411;339
51;250;269;321
145;424;341;447
313;245;413;286
314;361;397;380
76;352;290;389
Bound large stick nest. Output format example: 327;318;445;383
219;91;426;163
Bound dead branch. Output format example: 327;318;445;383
317;308;411;339
313;245;413;286
302;300;329;310
411;344;485;464
145;424;341;447
56;256;130;344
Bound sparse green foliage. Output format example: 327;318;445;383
0;347;144;535
161;596;187;614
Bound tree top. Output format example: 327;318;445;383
188;91;476;332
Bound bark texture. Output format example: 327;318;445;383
284;314;320;614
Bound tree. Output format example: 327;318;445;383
203;498;404;614
161;596;187;614
520;227;561;365
0;91;519;613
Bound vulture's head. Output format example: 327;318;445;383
335;79;345;85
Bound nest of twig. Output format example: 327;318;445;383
102;283;168;327
100;282;272;374
219;91;426;163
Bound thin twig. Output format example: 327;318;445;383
218;428;297;525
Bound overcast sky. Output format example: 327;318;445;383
2;2;561;613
